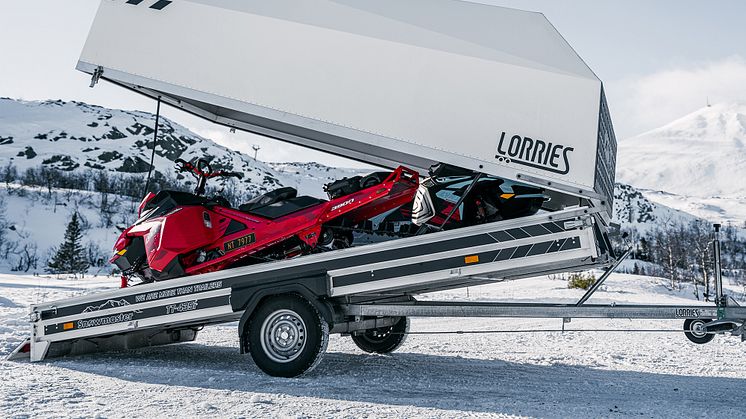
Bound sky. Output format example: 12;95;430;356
1;0;745;166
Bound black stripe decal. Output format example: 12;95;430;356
333;236;583;287
150;0;172;10
527;240;553;256
495;248;513;261
333;250;501;288
543;222;565;233
492;230;515;242
42;279;228;320
523;224;551;237
560;238;581;251
512;244;533;259
44;295;230;335
506;228;530;239
126;0;146;5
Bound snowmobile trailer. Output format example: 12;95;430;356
14;0;744;378
9;214;746;377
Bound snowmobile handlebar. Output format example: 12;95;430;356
175;159;244;180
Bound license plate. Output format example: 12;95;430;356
224;233;256;252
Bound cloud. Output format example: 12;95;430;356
606;55;746;139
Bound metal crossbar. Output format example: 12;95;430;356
341;301;746;320
394;328;709;335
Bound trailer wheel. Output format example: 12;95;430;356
246;295;329;377
351;317;409;354
684;318;715;344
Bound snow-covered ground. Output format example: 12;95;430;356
2;273;745;418
0;184;130;274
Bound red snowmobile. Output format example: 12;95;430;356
110;158;419;285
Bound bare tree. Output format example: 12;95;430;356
2;162;17;191
688;220;714;301
652;220;688;290
12;243;38;272
0;196;8;253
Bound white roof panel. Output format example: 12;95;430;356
188;0;597;79
78;0;615;215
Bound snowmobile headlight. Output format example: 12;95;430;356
145;223;163;252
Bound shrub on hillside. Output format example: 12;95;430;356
568;272;596;290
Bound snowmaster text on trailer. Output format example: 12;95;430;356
9;0;746;377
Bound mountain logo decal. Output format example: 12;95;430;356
125;0;172;10
82;299;143;314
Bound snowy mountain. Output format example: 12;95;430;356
617;103;746;199
0;98;283;200
636;189;746;228
612;183;699;233
616;103;746;227
268;161;369;198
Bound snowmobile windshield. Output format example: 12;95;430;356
137;190;207;224
431;177;546;204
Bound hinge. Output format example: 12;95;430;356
564;219;584;229
29;311;41;322
564;216;593;230
90;66;104;88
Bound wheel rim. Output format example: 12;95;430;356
689;320;708;338
260;309;307;363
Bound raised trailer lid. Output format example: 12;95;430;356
77;0;616;217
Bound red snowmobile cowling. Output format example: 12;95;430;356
110;161;419;284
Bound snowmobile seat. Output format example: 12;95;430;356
239;187;298;212
245;196;327;219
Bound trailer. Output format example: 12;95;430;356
8;0;745;377
11;207;613;375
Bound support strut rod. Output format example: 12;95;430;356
143;96;162;199
576;246;632;306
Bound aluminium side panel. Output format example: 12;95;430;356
78;0;614;202
327;216;600;296
594;87;617;215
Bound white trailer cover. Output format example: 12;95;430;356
77;0;617;216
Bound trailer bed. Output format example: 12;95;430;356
16;206;611;362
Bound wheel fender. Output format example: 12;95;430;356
237;285;334;353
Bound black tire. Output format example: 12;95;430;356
684;318;715;344
351;317;409;354
246;295;329;377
